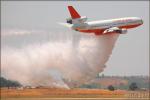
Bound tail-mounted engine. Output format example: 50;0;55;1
66;16;87;24
66;18;72;24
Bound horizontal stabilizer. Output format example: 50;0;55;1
58;22;73;28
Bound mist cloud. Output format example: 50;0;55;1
1;30;119;88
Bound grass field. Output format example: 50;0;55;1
1;88;149;100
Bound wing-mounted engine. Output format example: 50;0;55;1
103;27;127;34
66;16;87;24
119;29;127;34
114;28;127;34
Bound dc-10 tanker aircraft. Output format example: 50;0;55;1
59;6;143;35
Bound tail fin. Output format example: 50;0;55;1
68;6;81;19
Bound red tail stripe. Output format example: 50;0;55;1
68;6;81;19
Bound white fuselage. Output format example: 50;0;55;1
87;17;143;29
73;17;143;33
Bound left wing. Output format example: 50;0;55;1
103;27;127;34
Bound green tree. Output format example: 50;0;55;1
108;85;115;91
0;77;22;88
129;82;138;91
79;83;101;89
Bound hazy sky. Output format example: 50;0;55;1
1;1;149;76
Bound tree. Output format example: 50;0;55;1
0;77;22;88
79;83;101;89
0;77;8;87
129;82;138;91
101;74;105;78
108;85;115;91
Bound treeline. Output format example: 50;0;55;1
79;83;101;89
99;75;149;89
98;74;149;79
79;75;149;90
0;77;22;87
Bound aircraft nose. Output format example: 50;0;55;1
137;18;143;25
140;19;143;25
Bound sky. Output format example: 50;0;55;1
1;1;149;76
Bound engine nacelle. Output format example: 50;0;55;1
66;16;87;24
115;29;127;34
66;18;72;24
77;16;87;23
120;29;127;34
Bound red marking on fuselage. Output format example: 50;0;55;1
119;23;142;29
77;29;105;35
79;29;104;33
77;23;142;35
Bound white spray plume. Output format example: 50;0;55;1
1;29;47;36
1;30;119;88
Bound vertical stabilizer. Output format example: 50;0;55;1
68;6;81;19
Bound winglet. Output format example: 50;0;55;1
68;6;81;19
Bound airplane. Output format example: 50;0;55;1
59;6;143;35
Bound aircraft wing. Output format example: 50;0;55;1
103;27;127;34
